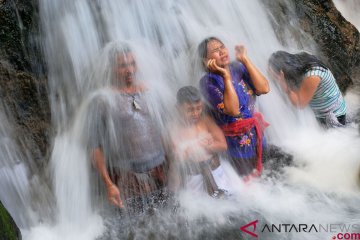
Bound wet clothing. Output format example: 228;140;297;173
304;67;347;128
183;160;232;196
88;88;166;201
109;163;167;200
199;61;268;175
221;112;269;176
89;89;166;173
305;67;346;120
174;132;230;196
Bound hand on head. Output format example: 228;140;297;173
207;59;230;79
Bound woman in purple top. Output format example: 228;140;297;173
198;37;270;177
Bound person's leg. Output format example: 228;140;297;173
212;165;233;194
229;155;256;176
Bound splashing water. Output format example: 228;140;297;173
0;0;358;239
333;0;360;31
0;111;33;229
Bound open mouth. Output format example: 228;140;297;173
220;56;229;63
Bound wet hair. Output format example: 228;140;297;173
177;86;202;104
268;50;328;89
197;37;223;70
109;42;132;65
108;42;135;85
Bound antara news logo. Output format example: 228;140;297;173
240;220;360;239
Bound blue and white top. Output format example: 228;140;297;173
305;66;346;118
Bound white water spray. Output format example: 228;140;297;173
13;0;360;239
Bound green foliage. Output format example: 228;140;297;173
0;201;18;240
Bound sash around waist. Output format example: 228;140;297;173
220;112;269;177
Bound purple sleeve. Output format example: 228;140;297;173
200;76;225;114
238;62;255;91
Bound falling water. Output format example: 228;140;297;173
0;111;33;229
333;0;360;31
0;0;358;239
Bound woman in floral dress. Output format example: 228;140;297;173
198;37;270;177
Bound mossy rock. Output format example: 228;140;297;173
0;201;21;240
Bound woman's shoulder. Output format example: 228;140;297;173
304;66;328;78
230;61;246;72
230;61;249;82
200;72;222;87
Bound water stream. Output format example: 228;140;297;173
0;0;359;239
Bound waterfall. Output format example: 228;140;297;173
333;0;360;31
0;111;32;229
0;0;358;239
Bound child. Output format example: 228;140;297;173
168;86;232;197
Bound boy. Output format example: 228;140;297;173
169;86;232;197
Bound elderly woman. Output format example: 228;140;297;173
198;37;270;178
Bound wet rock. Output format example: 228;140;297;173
0;0;43;73
1;0;50;173
0;200;21;240
263;144;294;178
262;0;360;92
0;61;50;169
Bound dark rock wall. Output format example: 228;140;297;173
0;0;50;168
0;0;43;72
295;0;360;92
0;61;50;168
263;0;360;92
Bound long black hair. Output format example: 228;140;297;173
268;51;328;89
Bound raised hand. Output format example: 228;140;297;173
235;45;248;63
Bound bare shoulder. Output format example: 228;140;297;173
202;114;219;129
303;75;321;85
301;75;321;90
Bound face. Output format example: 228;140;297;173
268;66;284;83
179;101;203;124
268;66;290;91
205;40;230;67
114;52;137;86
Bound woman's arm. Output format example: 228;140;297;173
287;76;321;108
235;45;269;95
92;148;124;208
207;59;240;116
